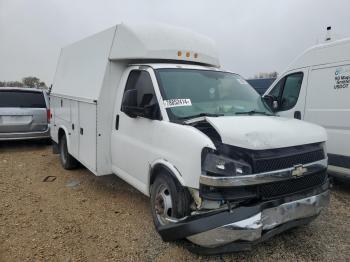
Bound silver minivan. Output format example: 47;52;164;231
0;88;50;140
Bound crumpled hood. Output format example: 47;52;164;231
205;116;327;150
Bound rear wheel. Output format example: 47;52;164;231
59;134;78;170
150;172;191;230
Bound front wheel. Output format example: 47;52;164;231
59;134;78;170
150;172;191;230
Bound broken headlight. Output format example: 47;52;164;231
202;152;252;177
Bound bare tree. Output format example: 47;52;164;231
253;71;278;79
0;77;47;89
22;76;41;88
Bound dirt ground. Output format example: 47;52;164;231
0;141;349;262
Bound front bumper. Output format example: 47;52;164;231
159;186;329;254
187;190;329;247
0;127;50;141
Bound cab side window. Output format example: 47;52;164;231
269;78;284;98
270;72;303;111
124;70;157;107
280;73;303;110
121;70;161;119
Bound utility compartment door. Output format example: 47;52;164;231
78;102;97;172
69;100;79;158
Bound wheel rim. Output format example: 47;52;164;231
154;184;173;225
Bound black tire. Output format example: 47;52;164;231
59;134;78;170
150;171;191;230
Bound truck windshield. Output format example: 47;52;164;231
155;68;273;121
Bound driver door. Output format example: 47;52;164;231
111;67;162;194
265;69;308;119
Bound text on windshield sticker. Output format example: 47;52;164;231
163;99;192;108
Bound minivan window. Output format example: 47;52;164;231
0;90;46;108
155;69;272;120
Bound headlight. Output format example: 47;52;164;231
202;152;252;177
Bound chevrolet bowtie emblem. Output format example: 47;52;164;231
292;164;307;178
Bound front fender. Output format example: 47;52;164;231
150;159;186;187
149;121;216;189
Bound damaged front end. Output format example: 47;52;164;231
158;119;330;254
159;188;329;254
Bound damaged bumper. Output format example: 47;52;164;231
158;187;329;254
187;190;329;247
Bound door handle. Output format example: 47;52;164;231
294;111;301;120
115;114;120;130
80;127;83;135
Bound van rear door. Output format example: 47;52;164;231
0;90;48;133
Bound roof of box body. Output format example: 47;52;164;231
110;23;220;67
52;23;220;100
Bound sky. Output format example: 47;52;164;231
1;0;350;84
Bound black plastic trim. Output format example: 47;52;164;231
328;153;350;169
200;168;327;201
216;142;324;174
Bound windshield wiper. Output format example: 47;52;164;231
177;112;224;120
235;110;274;116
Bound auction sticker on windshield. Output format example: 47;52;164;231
163;99;192;108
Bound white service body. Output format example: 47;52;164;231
50;23;220;193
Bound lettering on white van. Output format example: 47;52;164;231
334;67;350;90
163;99;192;108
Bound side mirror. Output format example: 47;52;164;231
272;100;279;110
122;89;138;107
121;89;139;118
122;90;160;120
263;95;279;112
144;103;160;120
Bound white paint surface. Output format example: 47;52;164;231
206;116;327;150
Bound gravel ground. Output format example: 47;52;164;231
0;141;349;262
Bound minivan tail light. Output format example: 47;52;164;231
47;109;51;122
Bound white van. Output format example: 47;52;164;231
264;38;350;182
50;23;329;254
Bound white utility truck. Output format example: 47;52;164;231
51;23;329;254
264;37;350;182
